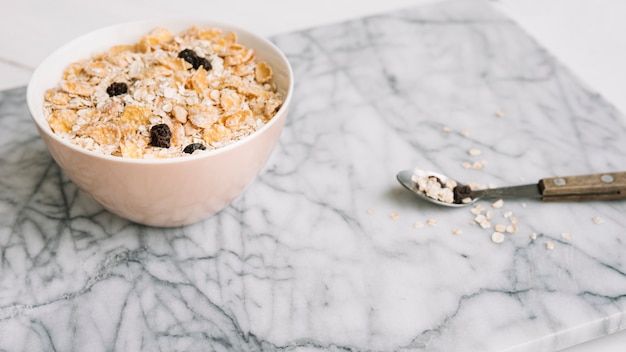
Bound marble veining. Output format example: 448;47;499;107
1;0;626;351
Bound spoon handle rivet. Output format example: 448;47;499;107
601;174;614;183
553;178;566;186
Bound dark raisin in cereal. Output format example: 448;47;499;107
178;49;197;64
193;56;212;70
453;184;473;204
177;49;211;70
149;124;172;148
183;143;206;154
106;82;128;97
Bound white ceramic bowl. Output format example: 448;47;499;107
27;19;293;227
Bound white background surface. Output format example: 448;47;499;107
1;0;625;350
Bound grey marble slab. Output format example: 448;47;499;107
1;0;626;351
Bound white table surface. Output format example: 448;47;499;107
1;0;625;350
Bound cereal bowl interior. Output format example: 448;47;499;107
27;19;293;227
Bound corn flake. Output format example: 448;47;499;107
255;61;273;83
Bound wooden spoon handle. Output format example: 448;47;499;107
540;172;626;201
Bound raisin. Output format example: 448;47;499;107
177;49;212;70
178;49;197;65
183;143;206;154
193;57;212;70
453;184;473;204
149;124;172;148
106;82;128;97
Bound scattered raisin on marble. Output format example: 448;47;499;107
149;124;172;148
183;143;206;154
453;184;473;204
106;82;128;97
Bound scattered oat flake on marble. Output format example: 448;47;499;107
494;224;506;233
530;232;537;240
491;231;505;244
426;219;438;226
592;216;604;224
474;214;491;229
491;199;504;209
390;213;399;220
561;232;573;240
546;241;555;250
413;222;424;229
470;204;485;215
460;130;470;137
452;228;462;235
367;209;374;215
468;148;481;156
506;224;517;234
471;160;487;170
442;126;452;133
495;109;505;117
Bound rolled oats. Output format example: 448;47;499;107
468;148;481;156
505;224;517;233
410;170;474;205
491;231;505;244
475;214;491;229
43;26;284;158
491;199;504;209
494;224;506;233
470;204;485;215
463;160;487;170
411;173;455;204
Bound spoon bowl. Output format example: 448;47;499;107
396;169;478;207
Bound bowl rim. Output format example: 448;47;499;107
26;17;294;165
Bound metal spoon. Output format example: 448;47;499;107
396;169;626;207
